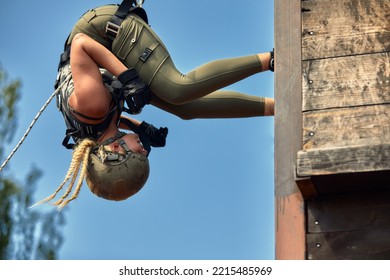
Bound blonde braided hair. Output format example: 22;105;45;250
30;138;97;210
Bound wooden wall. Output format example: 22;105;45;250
307;191;390;259
297;0;390;176
275;0;390;259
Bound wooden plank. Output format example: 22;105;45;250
302;0;390;60
275;0;303;197
297;144;390;177
307;191;390;233
307;229;390;260
302;52;390;111
302;104;390;150
274;0;306;260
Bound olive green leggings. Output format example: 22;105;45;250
68;5;265;119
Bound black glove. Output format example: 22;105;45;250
139;121;168;147
118;68;151;114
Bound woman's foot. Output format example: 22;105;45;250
264;97;275;116
269;49;274;72
257;50;274;72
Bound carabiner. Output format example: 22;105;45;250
136;0;145;7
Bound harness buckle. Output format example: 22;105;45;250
136;0;144;8
106;21;121;41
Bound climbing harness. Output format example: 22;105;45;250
106;0;155;67
0;75;71;173
106;0;148;44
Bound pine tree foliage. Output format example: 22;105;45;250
0;64;65;260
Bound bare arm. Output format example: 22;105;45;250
119;115;142;130
69;33;128;119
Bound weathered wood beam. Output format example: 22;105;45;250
302;0;390;60
274;0;306;259
302;52;390;111
297;144;390;177
302;104;390;150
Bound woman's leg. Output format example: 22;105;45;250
113;15;272;106
150;53;270;105
151;90;274;119
70;9;274;118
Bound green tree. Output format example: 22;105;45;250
0;64;65;260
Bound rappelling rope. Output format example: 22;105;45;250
0;75;71;173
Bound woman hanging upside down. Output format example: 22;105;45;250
33;1;275;209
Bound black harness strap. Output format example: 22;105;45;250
106;0;148;43
61;104;119;149
106;0;135;42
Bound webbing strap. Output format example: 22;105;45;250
106;0;148;43
116;0;135;19
98;131;127;147
61;105;119;150
106;0;136;42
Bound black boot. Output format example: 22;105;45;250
269;49;275;72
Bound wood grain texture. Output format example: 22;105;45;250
302;52;390;111
297;144;390;176
302;104;390;150
297;0;390;261
275;0;306;260
302;0;390;60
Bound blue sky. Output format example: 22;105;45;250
0;0;275;260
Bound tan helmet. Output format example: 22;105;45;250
85;135;150;201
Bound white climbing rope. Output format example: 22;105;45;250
0;75;71;173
